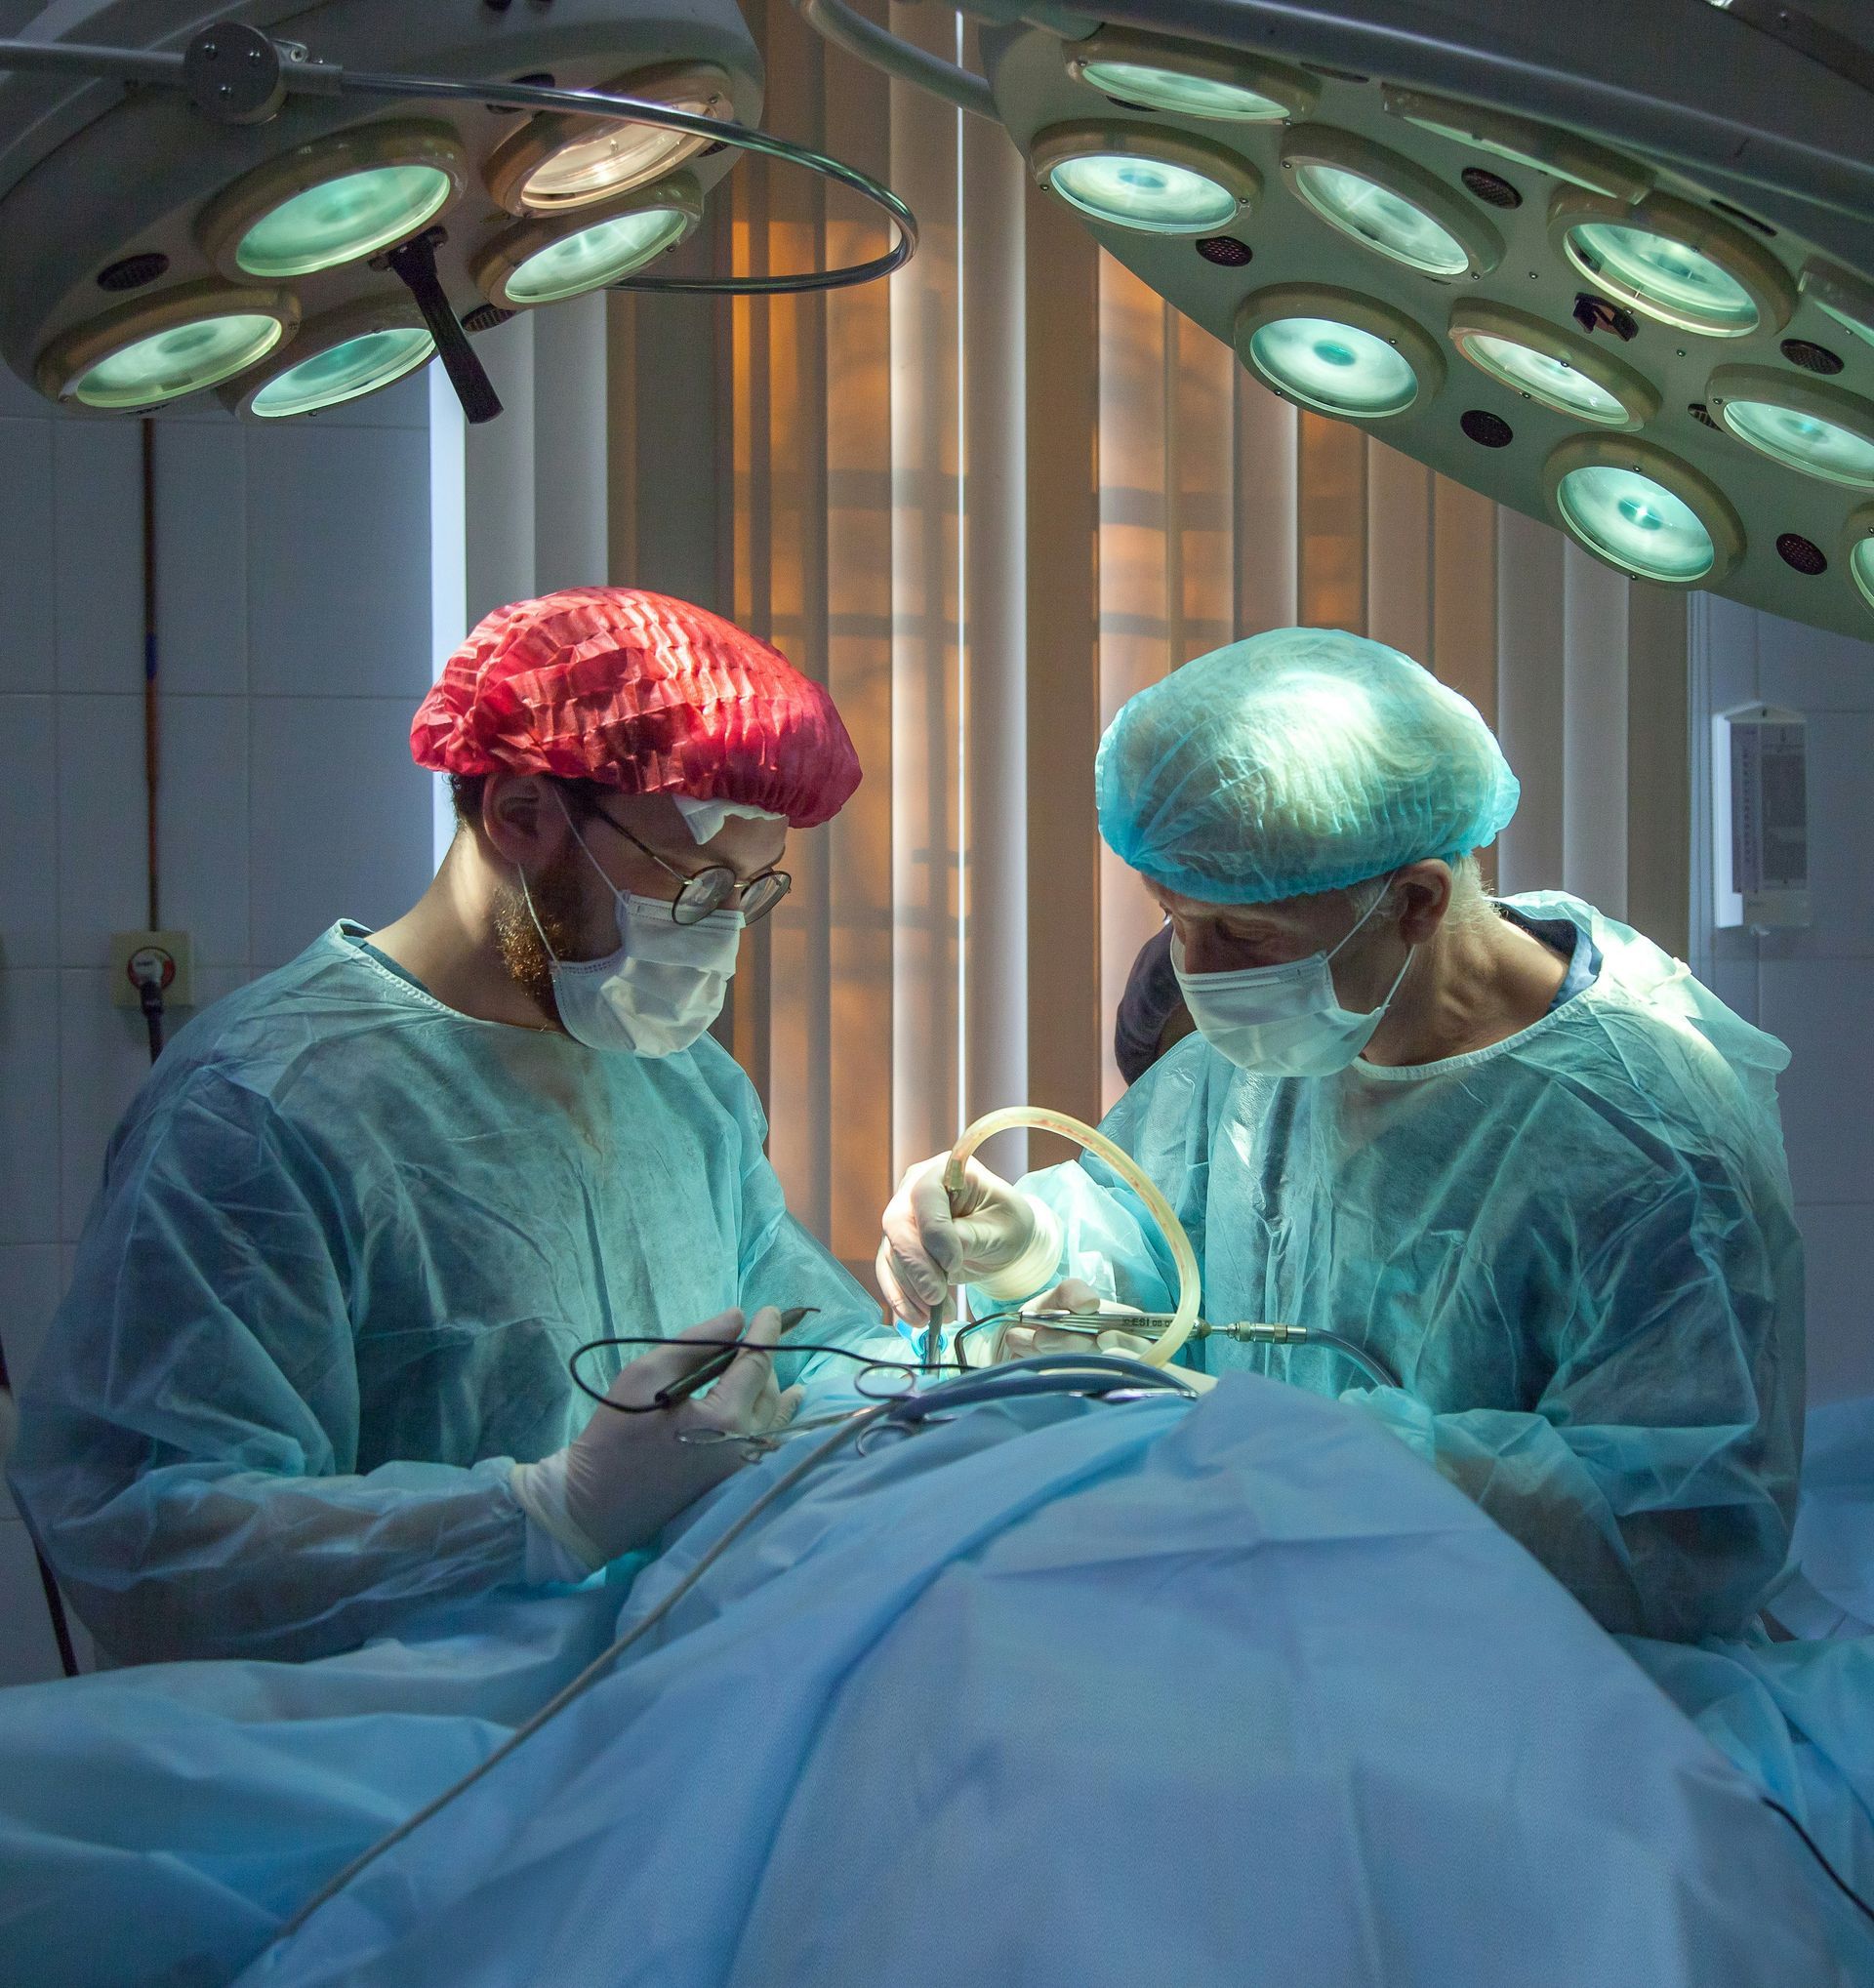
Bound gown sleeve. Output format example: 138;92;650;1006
1352;1162;1804;1643
723;1077;898;1399
6;1075;537;1665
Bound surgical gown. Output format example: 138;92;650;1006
998;893;1805;1643
7;923;876;1665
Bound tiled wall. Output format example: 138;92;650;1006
1689;595;1874;1409
0;365;437;1684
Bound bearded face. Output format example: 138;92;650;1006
492;844;598;1019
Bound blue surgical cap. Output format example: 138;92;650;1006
1095;627;1521;905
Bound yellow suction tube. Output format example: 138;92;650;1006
943;1107;1202;1370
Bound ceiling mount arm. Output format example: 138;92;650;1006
794;0;998;120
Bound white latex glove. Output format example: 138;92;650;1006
993;1278;1217;1391
510;1307;800;1570
876;1154;1062;1326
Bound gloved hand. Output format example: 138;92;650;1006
991;1278;1216;1392
876;1155;1063;1326
510;1308;800;1571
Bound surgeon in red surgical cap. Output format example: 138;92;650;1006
10;589;876;1666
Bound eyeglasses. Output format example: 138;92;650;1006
591;809;793;926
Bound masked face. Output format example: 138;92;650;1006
1171;875;1414;1076
516;795;744;1056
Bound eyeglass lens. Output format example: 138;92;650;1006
671;868;791;925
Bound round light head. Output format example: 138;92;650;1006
1552;190;1793;340
1842;507;1874;617
1235;285;1443;420
1544;436;1743;587
1031;122;1259;236
36;281;297;410
223;299;435;421
1380;87;1654;203
1064;27;1317;123
1800;261;1874;354
200;123;464;279
473;176;705;308
1704;365;1874;489
1280;127;1501;280
483;61;732;217
1448;303;1657;429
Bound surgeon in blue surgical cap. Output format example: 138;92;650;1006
880;628;1805;1644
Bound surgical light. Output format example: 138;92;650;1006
474;178;704;308
226;300;435;419
1448;304;1657;429
1064;27;1317;123
1800;262;1874;354
200;125;465;279
1545;438;1743;586
1846;512;1874;616
1281;129;1500;280
37;282;296;409
1553;192;1793;340
1380;88;1654;203
1030;123;1259;236
483;61;732;217
1704;367;1874;488
1235;286;1442;419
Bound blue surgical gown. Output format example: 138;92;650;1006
999;892;1805;1643
7;923;877;1665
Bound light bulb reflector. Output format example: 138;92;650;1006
250;327;435;419
518;106;714;212
504;206;690;304
1048;151;1241;233
236;165;454;277
1463;333;1627;423
1852;535;1874;611
73;313;285;409
1565;221;1757;335
1247;315;1419;417
1292;162;1469;276
1720;397;1874;487
1078;60;1287;121
1556;465;1715;581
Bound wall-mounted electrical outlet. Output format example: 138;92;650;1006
109;930;194;1010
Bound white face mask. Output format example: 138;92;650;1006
521;802;744;1057
1173;875;1413;1077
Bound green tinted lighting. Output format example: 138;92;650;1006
1852;535;1874;612
1556;466;1715;581
250;327;435;420
1048;152;1241;233
1720;398;1874;487
1079;60;1287;121
505;206;690;304
237;165;454;277
74;313;285;409
1566;222;1757;336
1292;162;1469;277
1247;315;1419;417
1464;333;1627;423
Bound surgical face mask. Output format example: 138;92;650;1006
1172;876;1413;1077
522;801;744;1057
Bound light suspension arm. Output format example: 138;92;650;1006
794;0;998;121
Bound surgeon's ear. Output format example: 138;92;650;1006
481;774;573;868
1394;862;1453;945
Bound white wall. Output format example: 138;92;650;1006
0;364;437;1683
1689;595;1874;1407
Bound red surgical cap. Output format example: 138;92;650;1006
411;588;862;829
